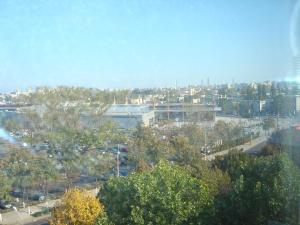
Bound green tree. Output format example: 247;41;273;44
33;158;59;201
262;117;276;134
129;124;171;166
99;161;214;225
214;153;300;225
6;149;37;202
0;170;11;200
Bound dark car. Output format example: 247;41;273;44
0;200;12;209
120;147;128;153
31;193;45;202
11;190;24;198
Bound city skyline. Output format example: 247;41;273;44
0;0;296;92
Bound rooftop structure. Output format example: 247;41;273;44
103;104;155;129
153;103;221;123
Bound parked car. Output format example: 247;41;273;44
31;193;45;202
120;147;128;153
0;200;12;209
10;190;24;198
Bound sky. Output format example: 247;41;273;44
0;0;296;92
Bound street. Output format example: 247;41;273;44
205;135;268;161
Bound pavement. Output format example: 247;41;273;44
0;188;99;225
23;217;50;225
205;135;269;161
0;200;57;225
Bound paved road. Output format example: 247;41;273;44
24;216;50;225
205;135;269;161
0;200;58;225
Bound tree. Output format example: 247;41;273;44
0;170;11;200
22;109;43;146
33;158;59;201
171;135;198;165
129;124;171;166
98;122;127;146
213;153;300;225
262;117;276;134
6;149;36;202
260;144;281;156
2;119;20;133
178;123;205;147
50;188;105;225
100;161;214;225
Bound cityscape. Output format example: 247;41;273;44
0;81;299;225
0;0;300;225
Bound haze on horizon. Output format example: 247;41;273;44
0;0;295;92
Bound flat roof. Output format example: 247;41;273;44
104;104;153;116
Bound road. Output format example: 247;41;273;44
0;200;57;225
24;216;50;225
205;135;268;161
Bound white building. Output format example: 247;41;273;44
103;104;155;129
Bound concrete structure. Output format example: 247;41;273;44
295;96;300;114
103;104;155;129
0;104;31;112
130;97;144;105
153;103;221;123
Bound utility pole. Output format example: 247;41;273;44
116;144;120;177
277;101;279;130
204;129;207;160
167;91;170;120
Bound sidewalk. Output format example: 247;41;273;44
0;199;57;225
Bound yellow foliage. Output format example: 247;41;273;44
50;188;104;225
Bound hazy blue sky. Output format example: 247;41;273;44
0;0;295;92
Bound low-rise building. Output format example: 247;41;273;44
153;103;220;122
103;104;155;129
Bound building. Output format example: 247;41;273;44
103;104;155;129
296;96;300;114
130;97;145;105
153;103;221;123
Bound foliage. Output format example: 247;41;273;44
170;135;201;166
260;143;281;156
214;153;300;225
129;124;171;166
5;149;36;200
50;188;104;225
99;161;214;225
262;117;276;133
0;170;11;200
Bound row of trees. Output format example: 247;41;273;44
13;86;131;106
0;148;59;201
51;150;300;225
0;98;129;199
128;121;250;168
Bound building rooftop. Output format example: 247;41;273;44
104;104;152;116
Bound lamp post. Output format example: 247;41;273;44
204;129;207;160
